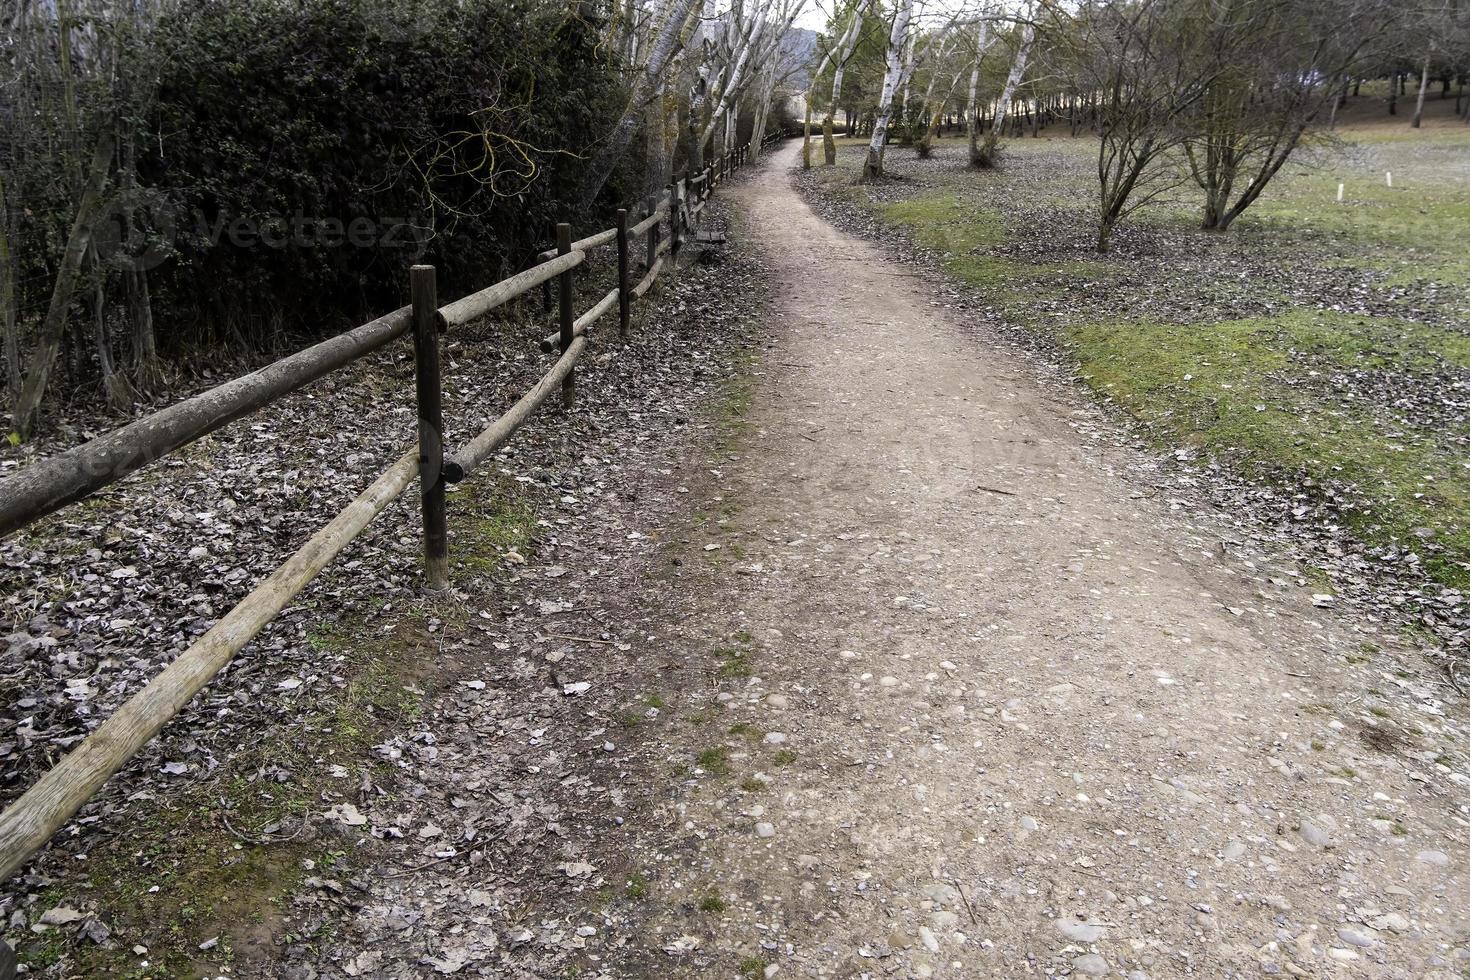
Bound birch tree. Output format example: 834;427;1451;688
972;16;1033;168
914;31;965;157
862;0;915;180
696;0;807;162
579;0;704;207
823;5;875;163
964;20;995;166
1411;44;1432;128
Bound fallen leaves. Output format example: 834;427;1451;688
0;195;771;978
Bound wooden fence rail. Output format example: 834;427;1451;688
0;133;783;885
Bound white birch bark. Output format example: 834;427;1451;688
579;0;703;206
863;0;914;179
1411;47;1431;128
813;8;865;164
975;19;1032;166
965;21;992;163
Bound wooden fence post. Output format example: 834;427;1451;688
557;223;575;409
667;181;680;279
410;264;448;590
616;209;630;337
645;197;659;273
541;229;553;314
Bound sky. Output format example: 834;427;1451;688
795;0;836;31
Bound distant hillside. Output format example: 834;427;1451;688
783;27;819;91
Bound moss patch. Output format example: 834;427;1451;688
448;476;540;582
1067;310;1470;588
17;610;455;976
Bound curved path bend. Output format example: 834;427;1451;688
634;140;1469;978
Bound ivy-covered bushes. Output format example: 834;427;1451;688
136;0;639;346
2;0;644;436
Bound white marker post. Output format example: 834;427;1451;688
1337;183;1345;202
1386;171;1393;188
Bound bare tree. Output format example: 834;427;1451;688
825;4;877;162
914;29;965;157
1058;0;1222;251
1181;0;1386;230
12;134;115;439
0;169;17;408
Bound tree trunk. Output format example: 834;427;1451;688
12;133;115;441
914;67;942;159
863;0;914;181
88;245;132;413
644;96;671;196
1412;51;1431;128
825;62;849;165
822;10;865;166
895;26;919;145
128;269;163;392
0;169;19;410
1328;75;1346;130
974;23;1034;169
965;49;984;165
577;0;702;208
1214;126;1309;230
802;99;814;169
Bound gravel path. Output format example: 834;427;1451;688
611;141;1470;978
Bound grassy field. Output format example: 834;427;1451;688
799;115;1470;599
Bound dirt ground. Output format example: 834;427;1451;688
257;140;1470;979
607;141;1470;978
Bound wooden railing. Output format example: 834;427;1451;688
0;135;780;884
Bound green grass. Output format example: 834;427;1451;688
1068;310;1470;588
448;476;539;580
882;193;1006;254
1240;130;1470;288
878;190;1115;301
715;647;753;679
696;747;731;775
739;955;769;978
16;607;454;976
820;125;1470;599
729;722;765;743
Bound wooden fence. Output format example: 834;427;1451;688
0;135;780;885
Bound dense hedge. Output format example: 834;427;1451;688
113;0;639;350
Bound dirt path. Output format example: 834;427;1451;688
622;141;1470;978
